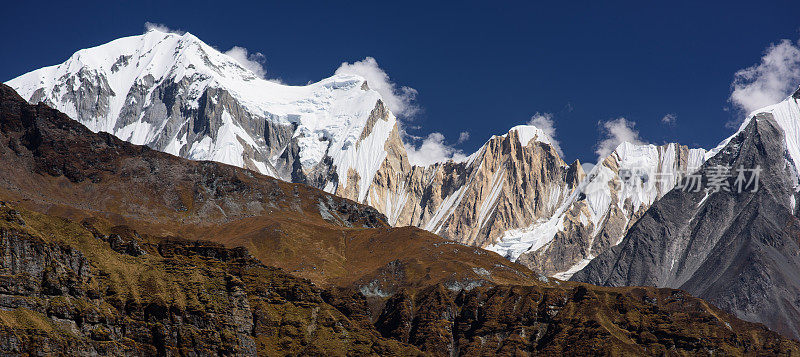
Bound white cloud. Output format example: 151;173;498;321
144;22;184;35
335;57;419;117
595;117;648;161
661;113;677;125
730;39;800;114
581;162;596;174
405;132;467;166
224;46;267;79
527;112;564;157
457;131;470;144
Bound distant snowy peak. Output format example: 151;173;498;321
12;30;256;125
570;85;800;341
6;30;585;251
7;29;399;202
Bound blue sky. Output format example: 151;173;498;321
2;0;799;166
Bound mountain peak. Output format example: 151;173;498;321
504;124;556;149
7;31;396;198
711;89;800;179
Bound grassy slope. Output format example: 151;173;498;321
0;202;423;355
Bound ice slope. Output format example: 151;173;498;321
7;29;395;201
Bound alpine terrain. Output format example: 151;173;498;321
6;28;800;345
7;28;707;281
2;83;798;354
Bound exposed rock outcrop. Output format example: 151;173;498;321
363;126;584;247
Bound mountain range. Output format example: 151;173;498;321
1;81;798;355
5;28;800;345
6;29;707;280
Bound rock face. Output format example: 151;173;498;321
1;83;799;355
572;91;800;341
489;142;707;278
377;126;585;247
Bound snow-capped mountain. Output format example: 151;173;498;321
7;29;399;203
488;141;707;278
